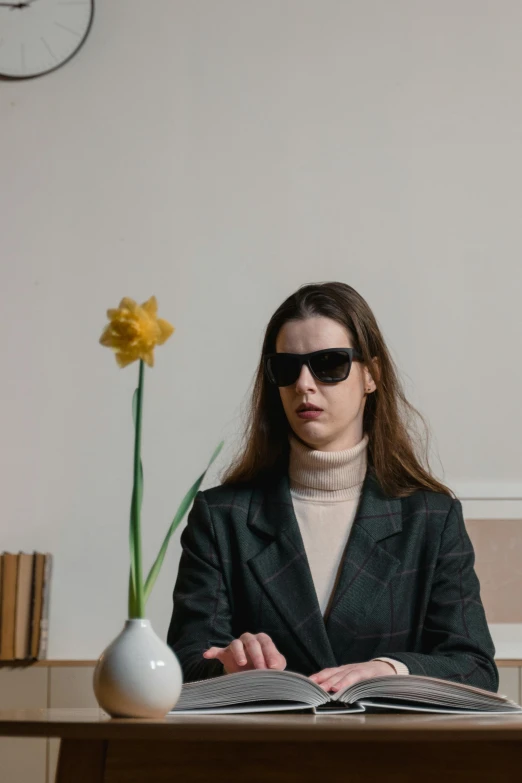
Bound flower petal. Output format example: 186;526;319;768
119;297;138;313
141;349;155;367
141;296;158;316
156;319;174;345
115;351;138;368
99;325;117;347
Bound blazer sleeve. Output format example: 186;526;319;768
380;498;499;692
166;490;234;682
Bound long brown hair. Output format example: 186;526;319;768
219;282;454;499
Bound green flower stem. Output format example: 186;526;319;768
125;354;223;617
130;359;145;617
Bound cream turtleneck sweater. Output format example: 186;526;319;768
287;430;409;676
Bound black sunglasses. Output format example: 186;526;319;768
264;347;364;387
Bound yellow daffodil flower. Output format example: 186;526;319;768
100;296;174;368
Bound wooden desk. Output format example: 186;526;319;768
1;708;522;783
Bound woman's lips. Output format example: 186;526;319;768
297;410;323;419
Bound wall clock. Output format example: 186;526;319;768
0;0;94;79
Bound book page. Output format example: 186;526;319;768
172;702;315;715
171;668;331;712
334;675;522;712
359;700;522;715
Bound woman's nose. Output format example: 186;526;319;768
294;363;316;390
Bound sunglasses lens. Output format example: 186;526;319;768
267;355;301;386
267;351;351;386
311;351;351;382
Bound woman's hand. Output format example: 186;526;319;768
203;632;287;674
309;660;396;692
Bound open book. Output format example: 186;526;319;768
169;669;522;715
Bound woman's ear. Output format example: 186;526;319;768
364;357;380;391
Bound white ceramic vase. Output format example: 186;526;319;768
93;618;183;718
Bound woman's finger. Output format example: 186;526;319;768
202;646;222;659
203;642;249;673
203;643;247;668
328;666;368;691
326;672;354;691
257;633;285;669
228;639;248;666
309;667;340;684
240;633;267;668
329;670;364;691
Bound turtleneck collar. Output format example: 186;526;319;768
287;431;369;501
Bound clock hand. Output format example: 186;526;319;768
0;0;41;7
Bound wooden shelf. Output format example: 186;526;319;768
0;658;520;667
495;660;522;667
0;660;97;667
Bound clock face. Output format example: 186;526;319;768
0;0;94;79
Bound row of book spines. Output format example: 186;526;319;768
0;552;53;661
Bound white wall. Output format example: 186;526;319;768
1;0;521;658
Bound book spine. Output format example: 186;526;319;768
0;554;3;655
27;553;37;659
14;553;35;660
30;553;45;659
0;553;19;660
37;554;53;660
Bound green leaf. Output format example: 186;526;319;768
128;565;139;617
143;439;224;602
128;458;143;617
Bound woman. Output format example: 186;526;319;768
167;282;498;694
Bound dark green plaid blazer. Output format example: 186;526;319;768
166;465;498;692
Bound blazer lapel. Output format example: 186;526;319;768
246;470;338;672
324;468;402;663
